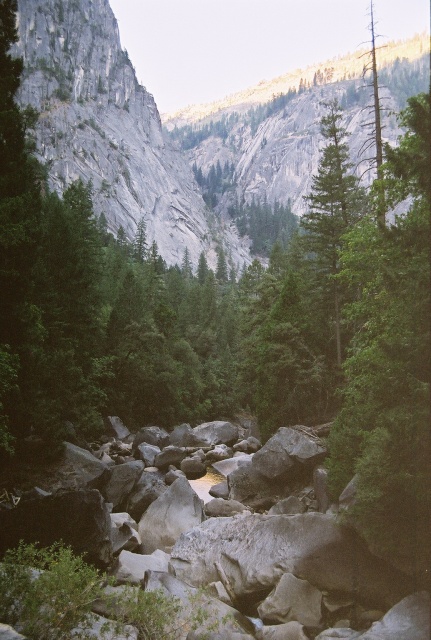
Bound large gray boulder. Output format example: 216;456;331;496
268;496;306;515
136;443;160;467
204;498;250;518
192;421;239;446
170;513;413;609
132;426;170;452
114;549;170;584
227;462;286;508
209;481;229;499
355;591;430;640
139;477;205;554
180;456;207;478
169;423;199;447
105;416;130;440
126;470;166;521
257;573;322;626
0;489;112;567
251;426;326;481
103;460;144;509
154;445;187;469
205;444;233;462
212;454;252;477
62;442;110;489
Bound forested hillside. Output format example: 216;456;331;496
1;0;429;581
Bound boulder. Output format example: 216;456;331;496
192;421;239;446
233;436;261;453
0;625;27;640
180;457;207;478
209;481;229;499
0;489;112;567
110;512;141;553
154;446;187;469
205;444;233;462
169;423;199;447
103;460;144;509
268;496;305;515
251;426;326;481
114;549;170;583
256;622;309;640
126;471;166;521
257;573;322;626
313;466;331;513
62;441;110;489
227;462;287;507
170;513;413;609
105;416;130;440
136;443;160;467
212;454;253;477
165;468;186;484
204;498;250;517
139;476;205;554
355;591;430;640
132;426;170;452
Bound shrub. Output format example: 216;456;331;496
0;542;187;639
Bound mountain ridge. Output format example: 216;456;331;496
163;32;429;127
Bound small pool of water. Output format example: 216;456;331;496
188;467;225;503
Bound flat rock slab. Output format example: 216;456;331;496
170;513;413;609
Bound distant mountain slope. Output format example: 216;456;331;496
164;33;428;125
14;0;251;269
163;34;429;224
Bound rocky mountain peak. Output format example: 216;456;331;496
14;0;251;269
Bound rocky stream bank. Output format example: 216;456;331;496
0;417;429;639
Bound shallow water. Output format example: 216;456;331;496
188;467;225;503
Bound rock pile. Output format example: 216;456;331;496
1;417;429;640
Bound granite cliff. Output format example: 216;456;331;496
14;0;251;268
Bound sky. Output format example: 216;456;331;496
109;0;430;114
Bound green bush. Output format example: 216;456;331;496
0;542;187;639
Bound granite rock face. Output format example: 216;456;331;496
14;0;250;270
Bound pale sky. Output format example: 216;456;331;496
109;0;430;114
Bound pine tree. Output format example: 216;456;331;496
132;217;147;263
301;99;366;366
